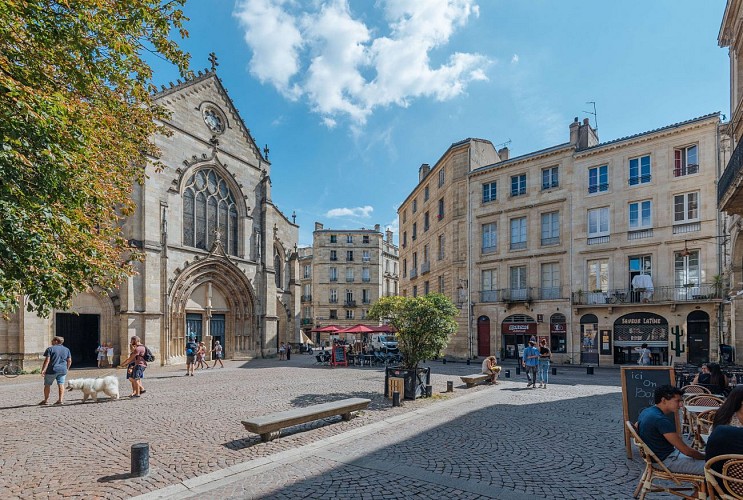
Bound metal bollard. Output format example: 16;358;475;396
505;369;510;378
446;380;453;392
426;385;433;397
587;366;594;375
552;367;557;376
466;359;470;365
392;391;401;407
131;443;149;477
443;358;447;364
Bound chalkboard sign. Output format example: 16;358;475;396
621;366;676;458
332;345;347;367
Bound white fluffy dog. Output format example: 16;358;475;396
65;375;120;402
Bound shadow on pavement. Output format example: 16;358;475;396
98;472;135;482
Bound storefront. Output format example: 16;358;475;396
613;312;668;365
501;314;537;359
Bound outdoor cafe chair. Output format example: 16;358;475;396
684;384;713;396
625;421;706;499
691;409;717;451
705;454;743;499
686;395;725;407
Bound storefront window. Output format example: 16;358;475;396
550;313;566;353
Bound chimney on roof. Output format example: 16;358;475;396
386;229;393;243
497;147;509;161
419;163;431;183
374;224;381;232
576;117;599;151
569;117;580;145
314;222;323;231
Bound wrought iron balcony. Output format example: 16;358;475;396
301;295;312;302
572;284;723;305
719;138;743;213
500;287;532;303
410;267;418;279
421;261;431;274
344;300;357;308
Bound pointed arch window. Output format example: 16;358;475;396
183;168;239;255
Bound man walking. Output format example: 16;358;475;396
40;336;72;405
522;340;540;388
637;385;705;474
185;337;198;376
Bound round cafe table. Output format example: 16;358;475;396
684;405;719;414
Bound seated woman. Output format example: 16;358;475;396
693;362;729;395
481;355;501;385
712;386;743;428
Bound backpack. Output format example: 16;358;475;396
142;346;155;362
186;345;195;356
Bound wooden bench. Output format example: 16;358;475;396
242;397;371;442
461;373;492;387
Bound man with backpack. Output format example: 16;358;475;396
185;337;198;376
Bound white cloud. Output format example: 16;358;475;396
326;206;374;218
511;54;519;64
234;0;489;127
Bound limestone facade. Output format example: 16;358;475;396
303;223;399;344
400;114;726;366
0;71;300;368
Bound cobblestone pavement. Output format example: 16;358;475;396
0;355;645;499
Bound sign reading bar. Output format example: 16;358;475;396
620;366;676;458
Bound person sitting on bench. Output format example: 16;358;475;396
481;355;501;385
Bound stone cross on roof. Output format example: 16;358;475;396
209;52;219;72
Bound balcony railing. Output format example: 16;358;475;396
720;138;743;203
675;164;699;177
588;183;609;194
628;229;653;240
301;295;312;302
541;236;559;246
346;276;355;282
421;261;430;274
587;235;609;245
672;222;700;234
510;241;526;251
344;300;357;308
410;267;418;278
480;290;500;302
572;284;723;305
300;318;313;325
500;287;532;302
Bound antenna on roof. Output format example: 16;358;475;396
495;139;512;149
583;101;598;132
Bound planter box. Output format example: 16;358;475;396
384;366;431;400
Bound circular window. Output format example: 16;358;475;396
202;106;225;134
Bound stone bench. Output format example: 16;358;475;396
461;373;491;388
242;397;371;442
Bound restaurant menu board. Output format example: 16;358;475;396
332;345;347;367
620;366;676;458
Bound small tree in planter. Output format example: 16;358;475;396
368;293;458;399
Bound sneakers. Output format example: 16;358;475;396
543;384;547;389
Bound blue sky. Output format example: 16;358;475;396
147;0;729;247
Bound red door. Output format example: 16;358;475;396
477;316;491;356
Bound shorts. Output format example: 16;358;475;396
44;373;66;386
186;355;195;364
215;353;222;359
127;365;145;380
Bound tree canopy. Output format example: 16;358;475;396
367;293;459;369
0;0;190;316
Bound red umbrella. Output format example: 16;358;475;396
336;324;375;334
311;325;341;333
371;324;397;333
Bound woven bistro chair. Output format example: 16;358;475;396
626;421;706;499
691;409;717;451
684;384;713;396
705;454;743;499
686;395;725;407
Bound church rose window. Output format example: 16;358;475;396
183;168;238;255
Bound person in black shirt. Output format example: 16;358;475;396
705;425;743;495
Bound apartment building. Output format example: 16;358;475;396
304;223;399;344
400;114;725;366
718;0;743;363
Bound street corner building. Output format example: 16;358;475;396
1;70;301;369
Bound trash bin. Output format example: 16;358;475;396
720;344;734;364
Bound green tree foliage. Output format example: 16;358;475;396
0;0;190;316
367;293;459;370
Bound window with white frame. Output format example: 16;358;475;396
438;168;445;187
674;192;699;223
304;264;311;279
482;182;497;203
329;289;337;303
482;222;497;253
511;174;526;196
303;284;311;297
541;211;559;246
542;166;559;190
588;207;610;237
629;155;651;185
674;250;700;287
362;250;370;262
346;267;354;281
629;200;652;229
438;234;445;260
346;289;353;303
588;165;608;194
329;267;337;281
587;259;609;292
510;217;527;250
674;145;698;177
346;309;354;319
509;266;527;300
346;250;354;261
481;269;497;302
541;263;560;299
362;267;370;282
346;234;353;243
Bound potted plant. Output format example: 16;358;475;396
368;293;458;400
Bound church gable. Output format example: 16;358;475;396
153;70;267;168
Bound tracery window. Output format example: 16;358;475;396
183;168;238;255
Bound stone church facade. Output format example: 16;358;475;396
0;70;300;368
